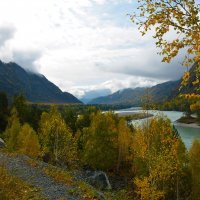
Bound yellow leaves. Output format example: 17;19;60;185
133;116;188;200
181;71;190;87
190;101;200;112
134;177;165;200
18;123;40;158
180;93;200;100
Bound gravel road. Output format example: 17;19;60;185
0;152;79;200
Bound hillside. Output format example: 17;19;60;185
0;61;81;104
170;62;200;98
89;81;179;106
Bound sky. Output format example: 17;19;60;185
0;0;185;99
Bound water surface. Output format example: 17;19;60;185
115;108;200;150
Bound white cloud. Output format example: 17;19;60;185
0;0;184;99
69;76;160;98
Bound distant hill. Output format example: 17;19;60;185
170;62;200;98
80;89;111;104
89;81;179;106
0;60;82;104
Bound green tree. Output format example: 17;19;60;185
12;94;30;124
62;107;78;134
0;92;8;133
189;139;200;200
18;123;40;158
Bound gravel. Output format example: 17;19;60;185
0;152;79;200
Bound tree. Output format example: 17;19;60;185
133;117;190;200
4;108;21;152
131;0;200;95
81;111;118;170
0;92;8;133
12;94;30;124
39;106;76;166
18;123;40;158
189;139;200;200
117;118;133;173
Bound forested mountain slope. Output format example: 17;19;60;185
0;60;81;104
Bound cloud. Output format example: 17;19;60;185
12;48;42;73
69;76;160;98
0;0;185;98
0;24;16;47
95;47;185;80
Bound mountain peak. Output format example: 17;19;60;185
0;61;82;104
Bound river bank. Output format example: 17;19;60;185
116;112;153;120
174;122;200;129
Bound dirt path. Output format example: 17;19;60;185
0;152;78;200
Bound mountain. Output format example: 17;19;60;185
170;62;200;98
0;60;82;104
80;89;111;104
89;80;179;106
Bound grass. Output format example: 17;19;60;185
0;165;44;200
105;189;132;200
43;165;73;186
42;165;104;200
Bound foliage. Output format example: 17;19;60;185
0;92;8;134
190;101;200;119
133;117;190;200
39;106;77;166
4;108;21;152
18;123;40;158
117;118;133;173
189;139;200;200
105;189;132;200
80;111;119;170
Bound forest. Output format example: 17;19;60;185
0;92;200;200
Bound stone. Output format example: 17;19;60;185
0;138;5;148
87;171;112;190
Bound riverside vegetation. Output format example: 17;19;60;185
0;93;200;200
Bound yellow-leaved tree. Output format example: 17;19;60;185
39;106;77;166
189;139;200;200
133;117;190;200
4;108;21;152
131;0;200;97
18;123;40;158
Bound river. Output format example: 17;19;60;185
115;107;200;150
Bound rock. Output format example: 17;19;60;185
0;138;5;148
87;171;112;190
95;191;106;200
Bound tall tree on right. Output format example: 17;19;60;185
189;139;200;200
131;0;200;97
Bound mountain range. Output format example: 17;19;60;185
88;81;179;106
0;60;81;104
89;63;199;106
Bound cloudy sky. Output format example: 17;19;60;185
0;0;185;98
